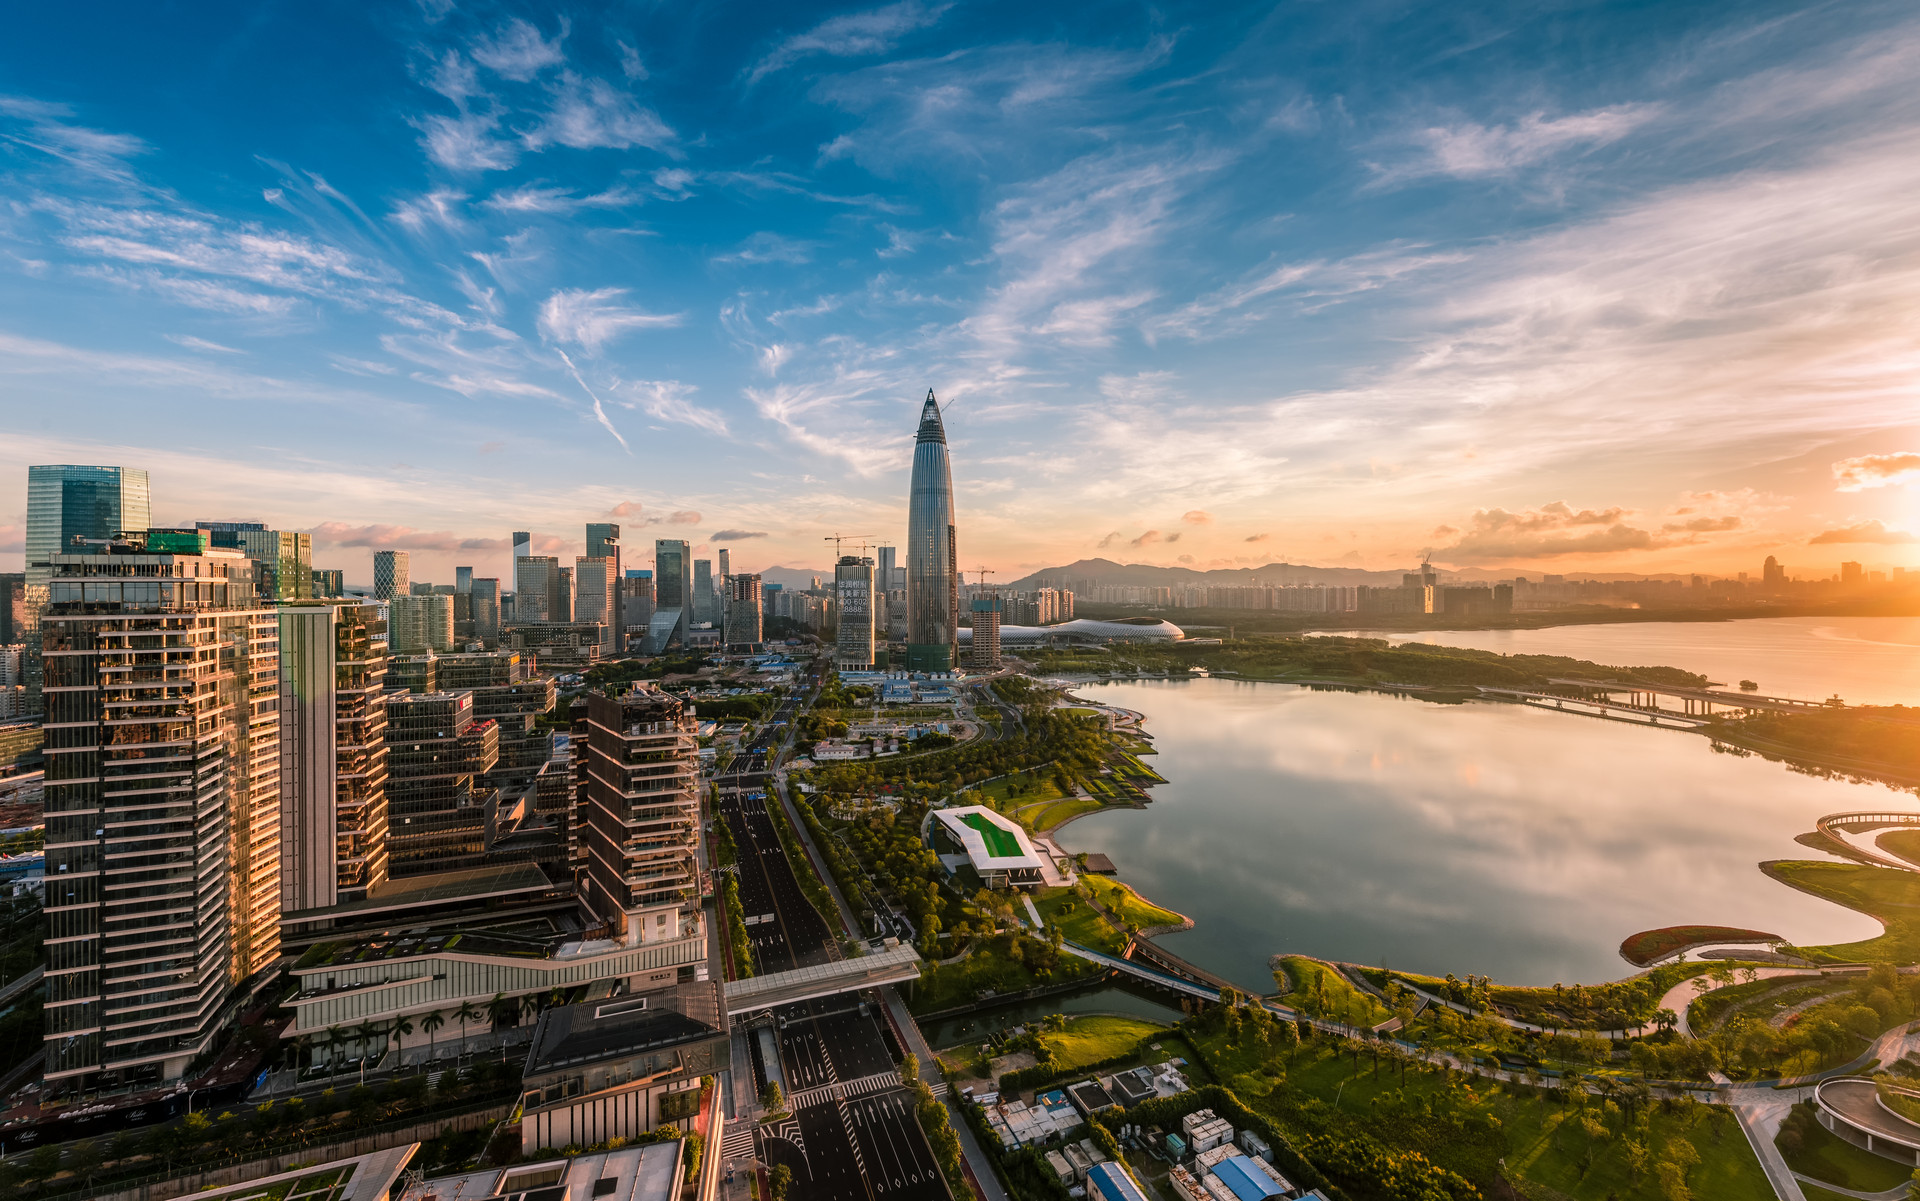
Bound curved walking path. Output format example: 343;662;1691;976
1656;967;1807;1038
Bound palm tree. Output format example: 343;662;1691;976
389;1014;416;1067
454;1000;482;1058
323;1025;344;1083
355;1020;379;1082
486;992;515;1060
421;1010;446;1062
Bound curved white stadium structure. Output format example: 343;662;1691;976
959;617;1184;646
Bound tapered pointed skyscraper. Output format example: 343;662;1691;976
906;389;959;671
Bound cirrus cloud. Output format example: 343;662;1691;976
537;287;681;352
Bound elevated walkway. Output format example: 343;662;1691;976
723;943;923;1014
1059;940;1220;1002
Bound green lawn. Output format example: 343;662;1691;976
974;772;1066;807
1274;956;1393;1026
1021;794;1103;830
1035;886;1127;953
1777;1101;1915;1191
1082;875;1184;930
1762;860;1920;962
1040;1015;1170;1073
1686;975;1828;1032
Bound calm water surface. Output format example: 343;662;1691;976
1323;616;1920;707
1057;678;1899;994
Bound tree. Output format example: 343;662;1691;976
769;1164;793;1201
421;1009;446;1061
454;999;483;1056
390;1013;416;1064
901;1053;919;1084
762;1080;786;1113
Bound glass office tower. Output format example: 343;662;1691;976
23;465;151;713
905;392;958;672
646;540;690;653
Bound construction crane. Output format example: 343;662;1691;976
971;565;995;591
823;533;877;561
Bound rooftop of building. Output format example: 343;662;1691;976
402;1142;684;1201
522;982;726;1078
932;805;1045;870
283;861;555;925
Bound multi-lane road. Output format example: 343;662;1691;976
715;656;951;1201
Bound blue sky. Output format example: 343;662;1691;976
2;0;1917;585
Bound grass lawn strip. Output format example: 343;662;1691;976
1761;860;1920;963
1084;874;1184;930
1275;956;1394;1027
1041;1015;1171;1073
1776;1100;1915;1192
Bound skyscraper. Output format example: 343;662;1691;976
40;530;278;1094
471;577;502;646
385;690;499;878
905;391;958;672
515;556;557;623
234;529;314;600
646;540;690;653
690;558;713;627
279;601;390;912
969;593;1003;670
586;524;622;650
553;566;574;622
834;556;876;670
0;572;23;645
23;464;152;712
726;573;762;650
575;556;615;651
373;550;410;600
512;531;531;584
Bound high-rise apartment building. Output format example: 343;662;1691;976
575;556;615;652
279;602;390;913
373;550;410;600
716;549;731;631
385;691;499;878
969;593;1003;670
586;524;623;651
833;556;876;670
905;392;959;671
39;530;278;1094
471;577;502;646
579;688;704;943
23;464;152;713
514;556;557;623
725;573;763;650
388;593;454;654
646;541;690;653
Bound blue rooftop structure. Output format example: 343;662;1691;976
1210;1157;1284;1201
1087;1162;1152;1201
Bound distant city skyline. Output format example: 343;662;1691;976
2;3;1917;581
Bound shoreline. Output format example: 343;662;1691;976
1046;674;1907;999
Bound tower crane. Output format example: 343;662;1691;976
824;533;877;561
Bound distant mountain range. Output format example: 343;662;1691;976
1002;557;1705;590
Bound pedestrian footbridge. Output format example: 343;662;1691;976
723;943;924;1014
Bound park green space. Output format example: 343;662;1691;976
1762;860;1920;963
1082;874;1184;931
1277;957;1394;1027
1880;828;1920;867
1776;1101;1913;1191
1040;1015;1171;1073
1017;794;1102;831
1189;1009;1774;1200
1034;886;1126;953
1618;924;1780;967
1686;975;1829;1033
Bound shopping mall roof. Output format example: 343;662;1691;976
933;805;1045;873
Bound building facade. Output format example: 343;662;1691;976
385;691;499;878
579;688;705;944
575;556;616;652
471;576;502;646
515;556;558;623
388;593;454;654
833;556;876;670
968;593;1003;670
646;541;690;653
586;524;623;651
725;573;762;650
278;602;390;913
23;464;153;714
373;550;410;600
39;531;278;1094
905;392;959;671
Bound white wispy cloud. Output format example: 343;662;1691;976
747;1;950;84
165;333;245;354
537;287;682;352
619;378;730;435
469;18;567;82
481;183;636;214
1371;103;1663;187
526;74;676;154
415;112;519;171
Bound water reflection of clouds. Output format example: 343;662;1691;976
1062;678;1885;989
